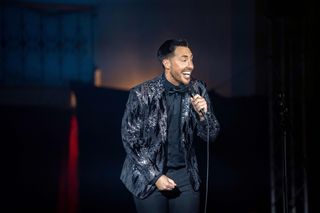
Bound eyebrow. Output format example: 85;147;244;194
181;54;193;58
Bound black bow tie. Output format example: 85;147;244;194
167;85;189;95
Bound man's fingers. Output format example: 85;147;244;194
156;175;177;191
192;94;201;99
191;97;207;114
163;178;176;190
191;95;205;106
167;178;177;186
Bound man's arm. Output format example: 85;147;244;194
192;83;220;142
121;89;161;183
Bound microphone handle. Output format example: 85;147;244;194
199;108;206;117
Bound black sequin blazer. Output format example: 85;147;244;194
120;74;220;199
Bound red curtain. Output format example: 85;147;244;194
57;114;79;213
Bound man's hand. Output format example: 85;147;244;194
191;94;208;121
155;175;177;191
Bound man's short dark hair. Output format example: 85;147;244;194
157;39;189;61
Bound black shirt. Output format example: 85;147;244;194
163;74;188;168
150;75;189;185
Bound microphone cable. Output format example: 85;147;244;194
189;87;211;213
203;114;210;213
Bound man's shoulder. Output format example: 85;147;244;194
191;78;207;89
130;74;163;93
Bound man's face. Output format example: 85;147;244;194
163;46;194;86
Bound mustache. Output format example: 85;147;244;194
182;69;193;72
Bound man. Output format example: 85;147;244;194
120;39;220;213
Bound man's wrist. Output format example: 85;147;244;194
151;174;162;185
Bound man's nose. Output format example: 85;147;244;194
187;60;194;69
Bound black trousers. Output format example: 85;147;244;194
133;167;200;213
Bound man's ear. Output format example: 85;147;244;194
162;58;170;69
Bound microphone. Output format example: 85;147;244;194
189;87;207;118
